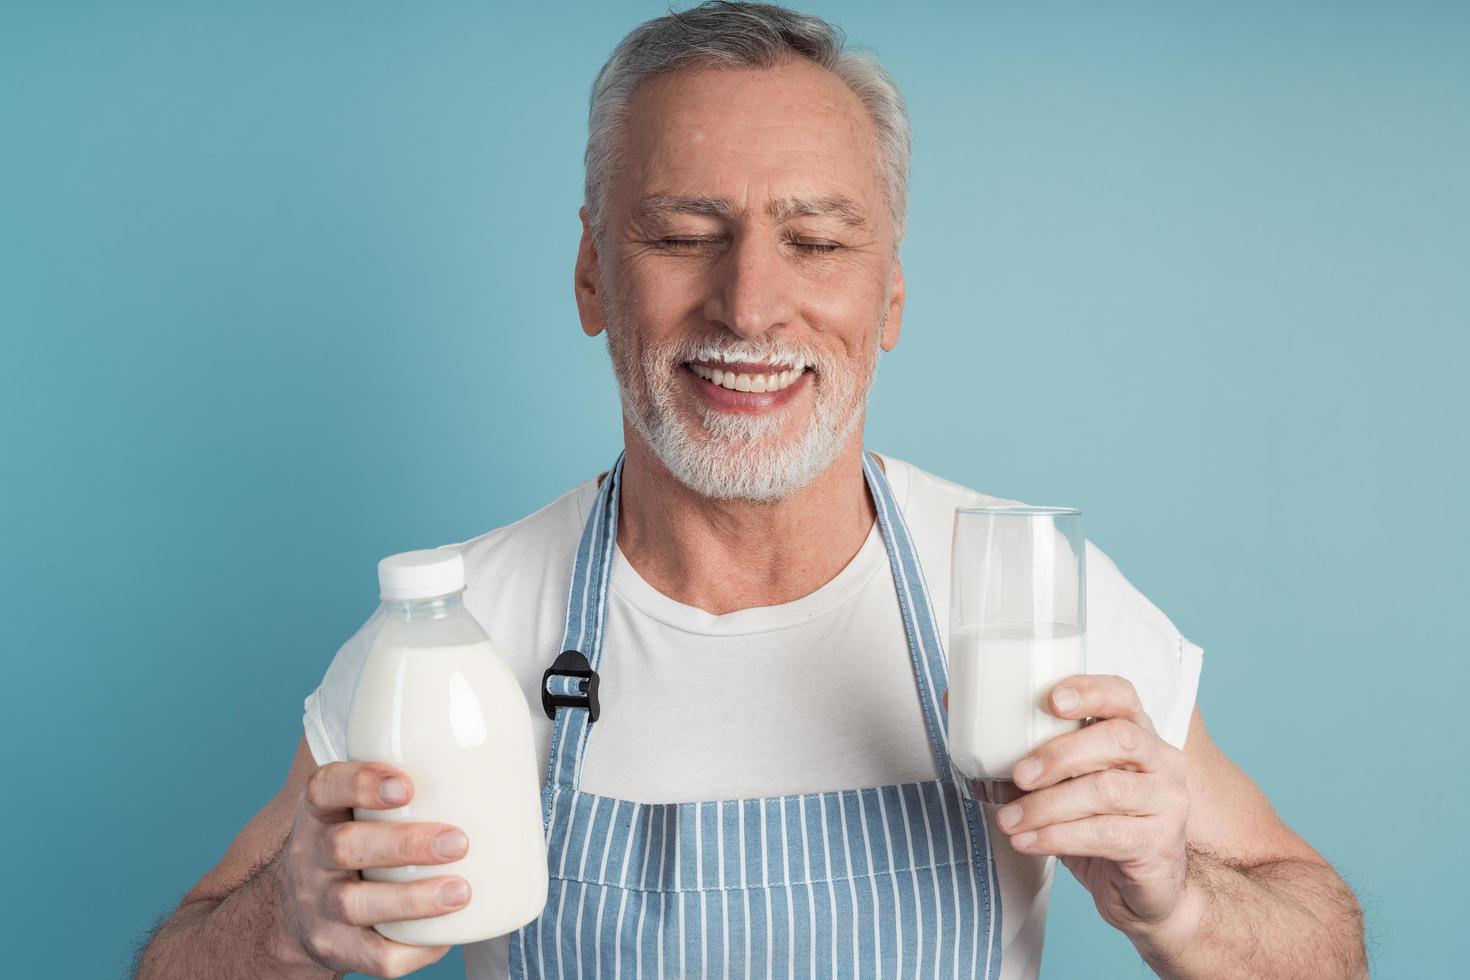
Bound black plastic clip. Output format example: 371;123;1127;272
541;649;601;723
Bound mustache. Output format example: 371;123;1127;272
642;336;836;376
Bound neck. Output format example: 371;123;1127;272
614;425;878;615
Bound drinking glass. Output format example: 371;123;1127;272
948;506;1087;793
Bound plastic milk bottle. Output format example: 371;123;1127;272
346;548;548;945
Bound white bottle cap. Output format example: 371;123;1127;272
377;548;466;601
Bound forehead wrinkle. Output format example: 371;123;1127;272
633;192;868;228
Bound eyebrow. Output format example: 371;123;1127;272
634;193;868;228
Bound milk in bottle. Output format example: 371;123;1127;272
346;548;548;946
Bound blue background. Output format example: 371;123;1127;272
3;1;1466;976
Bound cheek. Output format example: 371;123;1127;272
813;296;886;359
799;258;891;330
616;260;702;334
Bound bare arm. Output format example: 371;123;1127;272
134;735;471;980
1135;707;1366;979
135;736;332;979
994;683;1366;980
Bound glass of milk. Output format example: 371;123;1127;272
948;506;1086;791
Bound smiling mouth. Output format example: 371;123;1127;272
685;359;809;393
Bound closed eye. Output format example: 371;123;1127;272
652;237;844;255
656;237;719;251
792;241;843;254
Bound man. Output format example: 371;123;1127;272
136;3;1366;978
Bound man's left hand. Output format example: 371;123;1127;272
993;674;1192;938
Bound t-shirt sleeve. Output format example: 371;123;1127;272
302;606;386;766
1083;540;1204;749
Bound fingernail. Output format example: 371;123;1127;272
437;879;470;907
1053;686;1079;713
997;804;1022;830
379;778;407;805
1013;756;1042;786
434;830;468;859
1012;831;1037;848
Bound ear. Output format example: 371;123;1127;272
574;206;608;338
880;257;905;351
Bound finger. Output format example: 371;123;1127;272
1008;813;1149;861
942;689;948;712
359;937;454;980
1012;717;1163;790
995;769;1172;835
321;821;470;871
325;875;472;927
305;762;415;820
1046;674;1155;733
312;927;452;980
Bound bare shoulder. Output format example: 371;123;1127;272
181;734;317;906
1181;706;1328;867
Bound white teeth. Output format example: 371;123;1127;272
688;361;806;392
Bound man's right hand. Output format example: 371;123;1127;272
275;761;473;979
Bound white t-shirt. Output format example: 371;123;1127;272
303;453;1204;980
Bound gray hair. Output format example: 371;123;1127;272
584;1;912;251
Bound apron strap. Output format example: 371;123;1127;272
540;451;958;793
540;453;624;793
861;451;955;776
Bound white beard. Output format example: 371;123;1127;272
607;315;885;503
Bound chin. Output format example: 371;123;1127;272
645;420;848;503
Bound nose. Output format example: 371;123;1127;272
700;230;798;340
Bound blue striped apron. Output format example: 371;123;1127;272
511;452;1002;978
